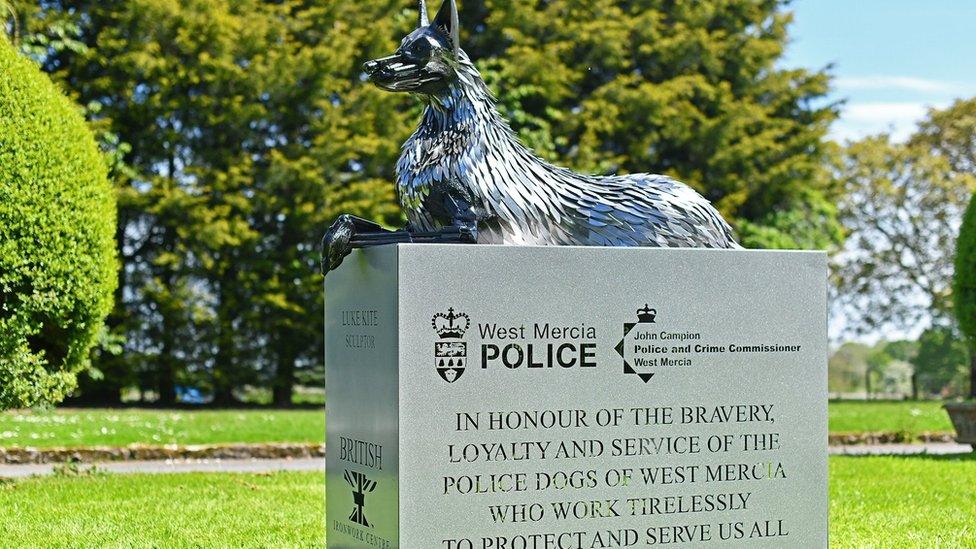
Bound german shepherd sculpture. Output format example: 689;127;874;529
322;0;738;273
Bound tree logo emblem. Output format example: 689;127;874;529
344;470;377;527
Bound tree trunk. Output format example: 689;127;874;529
865;369;872;400
69;379;123;406
212;331;236;406
273;371;295;407
969;344;976;400
157;283;177;406
273;342;297;407
157;310;177;405
911;373;919;401
158;358;176;405
272;225;301;408
156;222;179;406
212;275;237;406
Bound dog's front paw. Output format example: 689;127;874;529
321;215;356;275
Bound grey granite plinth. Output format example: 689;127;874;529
325;245;828;548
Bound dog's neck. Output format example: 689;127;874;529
419;51;511;135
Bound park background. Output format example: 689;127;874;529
1;0;975;546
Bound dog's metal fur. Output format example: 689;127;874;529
323;0;738;273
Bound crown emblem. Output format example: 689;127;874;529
637;304;657;323
432;308;470;339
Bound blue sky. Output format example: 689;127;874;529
784;0;976;142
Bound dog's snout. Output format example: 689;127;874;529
363;59;380;74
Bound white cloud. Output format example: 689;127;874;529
831;101;950;142
835;76;961;94
845;101;933;122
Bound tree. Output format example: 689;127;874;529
915;326;970;398
914;98;976;400
832;133;976;336
0;36;117;409
829;342;872;395
863;347;891;400
469;0;841;249
955;195;976;399
913;98;976;176
5;1;134;405
861;342;915;399
882;340;919;399
14;0;843;404
10;0;409;405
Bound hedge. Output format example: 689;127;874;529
957;195;976;352
0;36;117;409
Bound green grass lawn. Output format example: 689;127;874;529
0;456;974;547
831;455;976;546
0;471;325;547
0;401;954;450
0;409;325;448
828;400;954;435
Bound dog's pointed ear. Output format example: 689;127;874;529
433;0;460;55
419;0;429;27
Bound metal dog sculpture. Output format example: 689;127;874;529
322;0;739;273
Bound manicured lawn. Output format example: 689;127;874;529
0;471;325;547
0;401;954;450
0;457;974;546
0;409;325;448
831;454;976;546
829;400;954;435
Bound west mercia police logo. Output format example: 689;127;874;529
615;304;658;383
432;308;470;383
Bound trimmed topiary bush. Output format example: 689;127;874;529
956;194;976;399
0;36;117;409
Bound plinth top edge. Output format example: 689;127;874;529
369;243;827;257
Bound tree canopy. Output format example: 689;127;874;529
9;0;842;403
471;0;841;248
915;326;970;398
955;195;976;398
832;118;976;336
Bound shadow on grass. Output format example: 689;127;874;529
837;450;976;463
